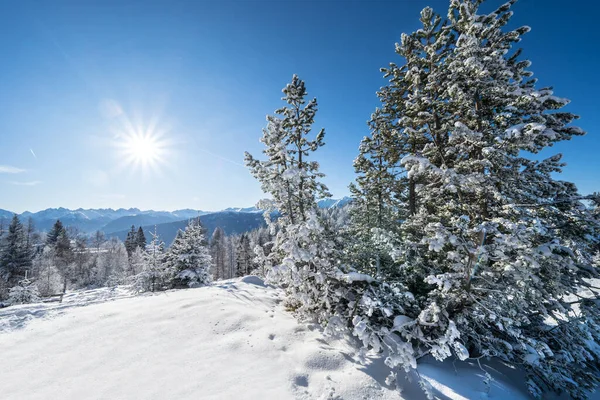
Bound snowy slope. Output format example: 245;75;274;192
0;278;589;400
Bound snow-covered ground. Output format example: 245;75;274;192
0;277;591;399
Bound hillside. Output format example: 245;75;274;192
0;277;578;400
101;213;184;233
109;211;267;245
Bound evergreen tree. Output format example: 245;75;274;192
379;5;452;218
210;227;226;280
245;75;330;226
347;109;402;277
45;219;66;247
132;228;167;293
32;247;61;296
72;236;90;287
245;75;342;322
125;225;137;258
225;235;236;279
129;247;146;282
168;221;212;288
245;226;274;277
235;234;253;277
0;215;33;292
26;217;35;249
136;227;147;251
54;230;73;293
365;1;600;397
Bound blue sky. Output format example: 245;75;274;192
1;0;598;213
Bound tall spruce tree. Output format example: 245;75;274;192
245;75;330;226
245;75;343;322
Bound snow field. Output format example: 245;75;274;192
0;278;399;400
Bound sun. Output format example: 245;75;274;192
104;99;174;177
125;133;160;165
113;126;171;176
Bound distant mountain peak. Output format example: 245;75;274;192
0;197;352;233
316;196;352;209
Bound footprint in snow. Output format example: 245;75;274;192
293;375;309;387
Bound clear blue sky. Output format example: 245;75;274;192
1;0;598;213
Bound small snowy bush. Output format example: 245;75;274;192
8;278;40;305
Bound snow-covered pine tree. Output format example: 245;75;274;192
54;230;73;293
225;235;236;279
245;75;331;227
235;233;253;277
380;5;453;217
129;247;145;277
25;217;36;252
0;215;33;291
168;220;212;288
124;225;137;258
32;246;62;296
245;226;274;277
209;227;226;280
132;228;168;293
72;236;91;287
245;75;346;322
100;237;128;287
373;1;599;398
347;109;402;278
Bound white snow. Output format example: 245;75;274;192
0;278;593;400
343;272;375;283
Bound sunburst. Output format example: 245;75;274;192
113;124;172;177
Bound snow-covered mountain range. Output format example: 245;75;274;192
0;197;352;234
